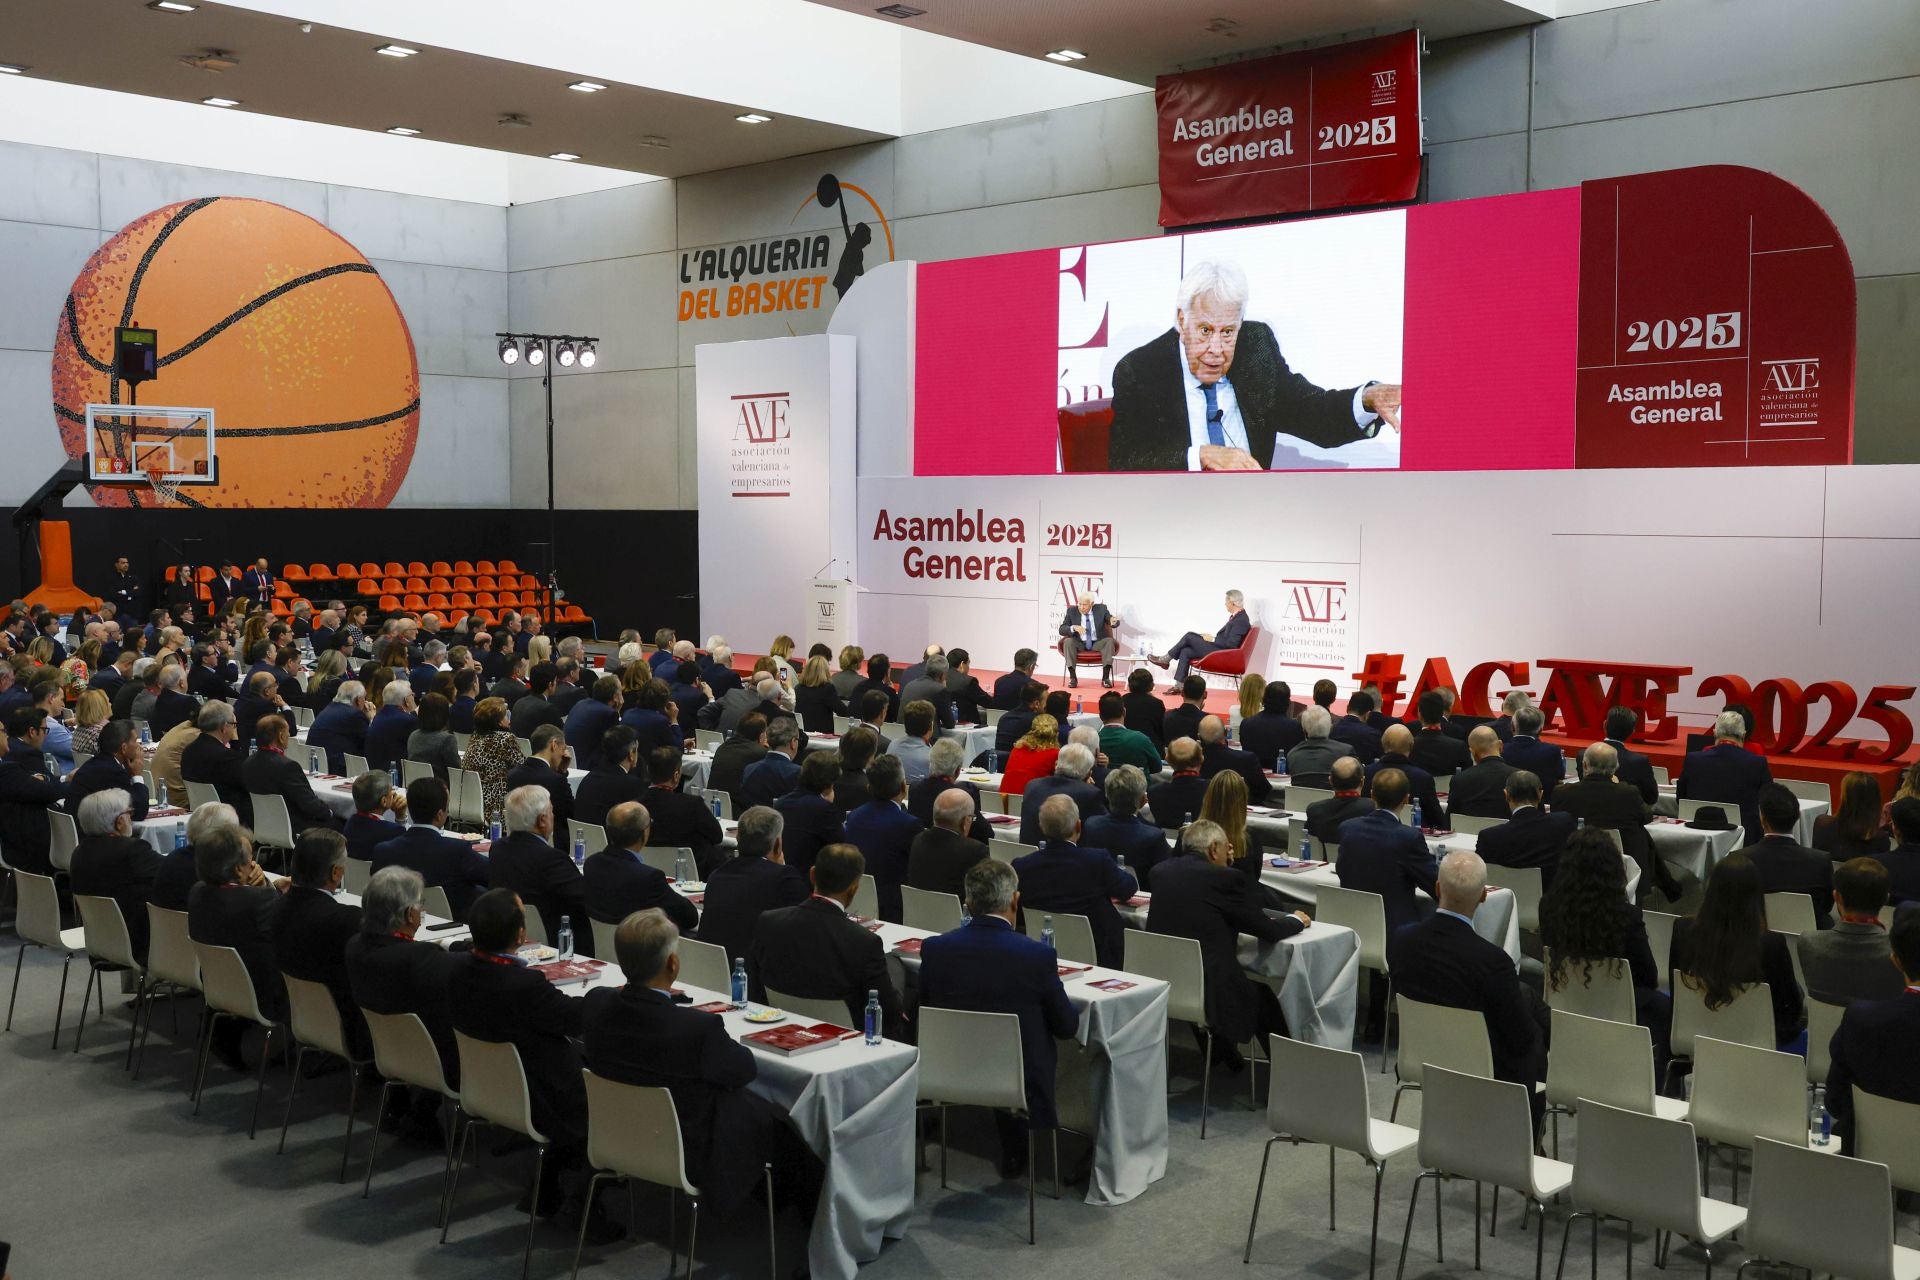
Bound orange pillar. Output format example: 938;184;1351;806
24;520;102;613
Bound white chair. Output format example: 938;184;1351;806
136;903;202;1079
1763;891;1818;935
917;1006;1051;1243
400;759;433;785
1854;1090;1920;1196
514;736;533;757
677;937;732;995
901;886;962;933
694;728;723;751
7;869;85;1049
1124;928;1226;1137
344;752;370;777
851;874;879;920
1002;791;1024;818
185;780;221;811
763;987;855;1029
1447;813;1507;836
879;722;906;742
1688;1035;1811;1200
589;917;618;961
1315;884;1393;1070
190;943;284;1139
1554;1100;1747;1280
572;1071;777;1280
1245;1036;1418;1279
360;1010;459;1211
444;1033;551;1277
1288;786;1335;810
450;769;487;829
1024;910;1098;966
1389;996;1492;1123
1394;1066;1572;1280
250;792;297;858
831;715;853;736
420;884;454;923
982;708;1006;727
1777;778;1830;807
989;838;1034;864
1652;765;1671;786
640;845;684;877
1739;1136;1920;1280
1544;956;1636;1025
453;731;472;754
343;858;372;895
707;790;733;820
72;894;143;1064
278;973;373;1179
1483;864;1542;933
1644;910;1679;993
1545;1009;1689;1157
521;902;549;946
1667;979;1776;1091
1806;997;1844;1087
48;808;79;872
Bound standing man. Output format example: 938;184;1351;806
1058;592;1117;690
106;556;144;621
1149;589;1250;683
240;558;276;609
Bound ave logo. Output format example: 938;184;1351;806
732;392;792;443
1761;359;1819;393
1052;572;1104;609
1283;579;1350;624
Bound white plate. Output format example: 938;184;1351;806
744;1007;786;1023
676;881;706;894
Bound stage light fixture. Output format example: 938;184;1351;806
567;80;605;93
0;64;30;75
1045;48;1087;62
524;340;545;367
201;96;240;107
548;152;580;161
386;125;421;136
375;44;417;58
735;112;771;124
556;341;577;367
578;343;597;369
497;337;519;366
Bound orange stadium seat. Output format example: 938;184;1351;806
497;591;520;608
274;580;293;597
475;561;497;575
497;559;519;575
354;562;377;578
475;576;497;591
403;594;426;611
357;579;379;596
308;563;331;580
428;577;451;593
378;595;400;612
452;576;474;592
518;574;539;590
197;566;215;581
163;566;178;582
405;561;428;578
429;561;452;577
452;561;475;576
449;592;473;609
447;611;469;629
404;577;427;593
283;564;306;581
269;599;289;617
475;592;497;608
469;608;495;626
427;594;450;611
335;562;357;580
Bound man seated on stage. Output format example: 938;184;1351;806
1148;589;1251;683
1058;592;1117;689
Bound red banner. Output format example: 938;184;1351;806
1155;32;1422;228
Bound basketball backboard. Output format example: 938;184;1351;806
84;404;217;485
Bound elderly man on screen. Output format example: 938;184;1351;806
1106;259;1401;472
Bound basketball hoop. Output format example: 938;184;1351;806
147;470;184;506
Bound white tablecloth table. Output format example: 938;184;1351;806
1646;819;1747;880
1262;864;1523;966
132;807;190;854
939;724;998;763
309;767;590;820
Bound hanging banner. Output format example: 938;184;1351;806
1155;31;1422;229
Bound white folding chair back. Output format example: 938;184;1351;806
763;987;854;1028
1652;765;1670;786
1287;786;1335;810
453;732;472;754
694;729;723;751
420;884;454;922
1267;1035;1413;1158
1855;1090;1920;1195
1806;998;1844;1086
1777;778;1829;807
851;874;879;920
582;1071;696;1194
988;838;1028;864
1002;791;1024;818
343;858;371;895
1688;1035;1809;1154
880;722;906;742
1763;892;1818;935
1285;815;1307;857
362;1010;452;1096
1123;929;1207;1024
901;885;962;933
454;1032;546;1141
918;1007;1026;1111
1421;1065;1569;1197
1745;1136;1917;1280
567;820;608;858
185;781;220;811
1670;978;1775;1058
520;902;549;946
639;845;679;876
344;753;370;777
1025;910;1098;966
707;790;733;820
194;943;273;1028
1394;996;1493;1088
283;973;352;1061
1315;884;1389;972
145;904;201;993
75;894;141;972
1565;1100;1747;1259
250;792;296;851
1546;1010;1665;1117
1544;956;1637;1024
48;809;79;872
451;770;488;827
589;917;618;963
400;759;433;785
983;708;1006;727
1448;813;1506;836
831;715;852;736
514;737;532;757
677;937;732;995
72;750;93;770
1644;910;1678;992
1482;864;1542;933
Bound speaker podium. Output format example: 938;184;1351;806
806;578;864;657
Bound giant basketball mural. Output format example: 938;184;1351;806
51;197;420;508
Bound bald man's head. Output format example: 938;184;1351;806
1467;725;1500;760
1381;723;1413;755
1197;715;1225;745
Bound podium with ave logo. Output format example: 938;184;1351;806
806;578;865;656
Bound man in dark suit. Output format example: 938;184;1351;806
1150;592;1251;683
487;653;531;708
1148;736;1211;830
844;755;920;922
242;715;338;832
584;909;821;1217
1286;706;1359;787
1018;743;1106;846
307;681;372;775
1390;850;1547;1130
346;864;460;1133
1876;800;1920;906
562;676;622;772
1476;771;1576;891
1444;727;1516;822
147;666;199;739
488;781;593;956
851;655;899;724
1825;911;1920;1150
504;725;575;835
703;714;767;809
773;750;845;876
694;805;809;962
188;641;236;701
1600;705;1661;808
1364;724;1446;831
1197;715;1272;803
65;720;148;824
638;745;726;876
1121;667;1170;750
993;680;1046;759
1799;858;1903;1006
573;725;649;828
582;801;698;933
1057;592;1117;689
1550;742;1673;899
900;654;958;727
1149;820;1308;1065
207;562;242;615
509;663;565;739
919;859;1079;1178
363;683;419;774
180;700;253;822
69;785;165;963
1745;782;1835;927
231;670;289;750
831;726;878;815
945;649;992;723
1500;706;1568;804
272;829;367;1057
1335;768;1438;936
548;657;586;720
1678;710;1774;843
907;739;992;843
1329;690;1384;764
371;777;490;920
991;650;1038;712
1082;765;1175;889
1161;675;1208;747
1305;757;1375;847
1410;690;1473;778
738;717;801;811
344;771;406;862
1012;793;1138;969
749;842;906;1036
187;825;288;1072
239;557;276;609
909;787;992;897
91;649;137;701
1238;680;1300;770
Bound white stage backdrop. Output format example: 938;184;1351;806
695;334;857;648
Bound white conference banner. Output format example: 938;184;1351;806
695;334;857;649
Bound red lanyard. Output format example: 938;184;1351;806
471;949;516;967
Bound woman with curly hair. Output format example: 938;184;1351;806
1669;852;1803;1049
460;695;525;820
1539;829;1668;1047
1001;713;1060;796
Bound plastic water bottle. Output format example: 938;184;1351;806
43;752;59;780
308;751;319;778
1301;831;1314;860
389;765;400;791
175;828;188;850
864;990;882;1045
556;915;574;961
676;849;695;884
1812;1084;1832;1147
572;831;585;868
1576;816;1587;832
710;794;722;819
1041;915;1056;952
140;723;152;747
1274;753;1288;779
488;812;502;842
1410;798;1423;830
730;958;748;1009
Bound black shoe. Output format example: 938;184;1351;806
1101;674;1114;689
1067;673;1077;688
1211;1043;1246;1073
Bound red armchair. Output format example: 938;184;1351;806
1058;398;1113;472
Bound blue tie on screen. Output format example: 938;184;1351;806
1202;382;1225;447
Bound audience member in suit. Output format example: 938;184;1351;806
1443;727;1516;822
1012;793;1138;969
794;657;849;735
1476;770;1576;891
1082;765;1173;889
507;662;564;740
370;777;490;920
146;666;199;739
486;654;531;709
621;676;686;752
344;771;407;861
906;737;993;843
583;909;822;1217
1335;768;1438;935
345;865;463;1138
573;725;650;828
908;787;992;898
1874;799;1920;906
1149;819;1308;1065
547;659;587;721
695;805;810;962
242;715;338;832
994;681;1046;757
1670;853;1805;1049
1799;858;1904;1006
900;653;958;727
1549;741;1675;899
231;670;289;749
1286;706;1359;786
831;727;878;816
65;720;148;823
919;859;1079;1178
1813;772;1893;861
1363;724;1447;830
850;654;900;725
1305;756;1375;846
664;661;712;734
1539;829;1670;1073
188;642;236;701
1498;705;1566;805
945;649;992;724
1095;692;1162;773
307;681;372;775
1598;705;1661;808
487;782;593;957
843;755;919;922
152;799;243;912
703;645;744;698
1238;680;1301;770
773;749;845;877
738;717;804;811
68;785;165;963
638;744;726;876
701;714;765;809
187;825;288;1072
180;700;253;823
1147;736;1211;830
1407;689;1473;778
1113;670;1166;753
1678;709;1774;842
406;694;462;784
1329;690;1385;764
504;724;574;833
1019;742;1107;847
889;701;939;786
1148;590;1252;683
562;676;622;772
748;842;906;1035
1160;676;1208;749
582;801;698;933
1197;714;1272;802
272;829;368;1056
990;649;1038;711
1744;782;1835;927
111;664;155;722
1826;911;1920;1150
1391;850;1549;1129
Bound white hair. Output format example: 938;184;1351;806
1714;709;1747;741
712;644;733;666
1056;742;1095;778
158;665;187;691
1225;589;1244;607
187;801;240;845
1177;260;1249;316
1301;706;1333;739
334;680;366;706
79;787;129;836
382;680;413;707
504;783;552;834
1500;690;1532;715
617;642;643;667
1437;849;1488;907
704;635;726;652
1067;725;1101;753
